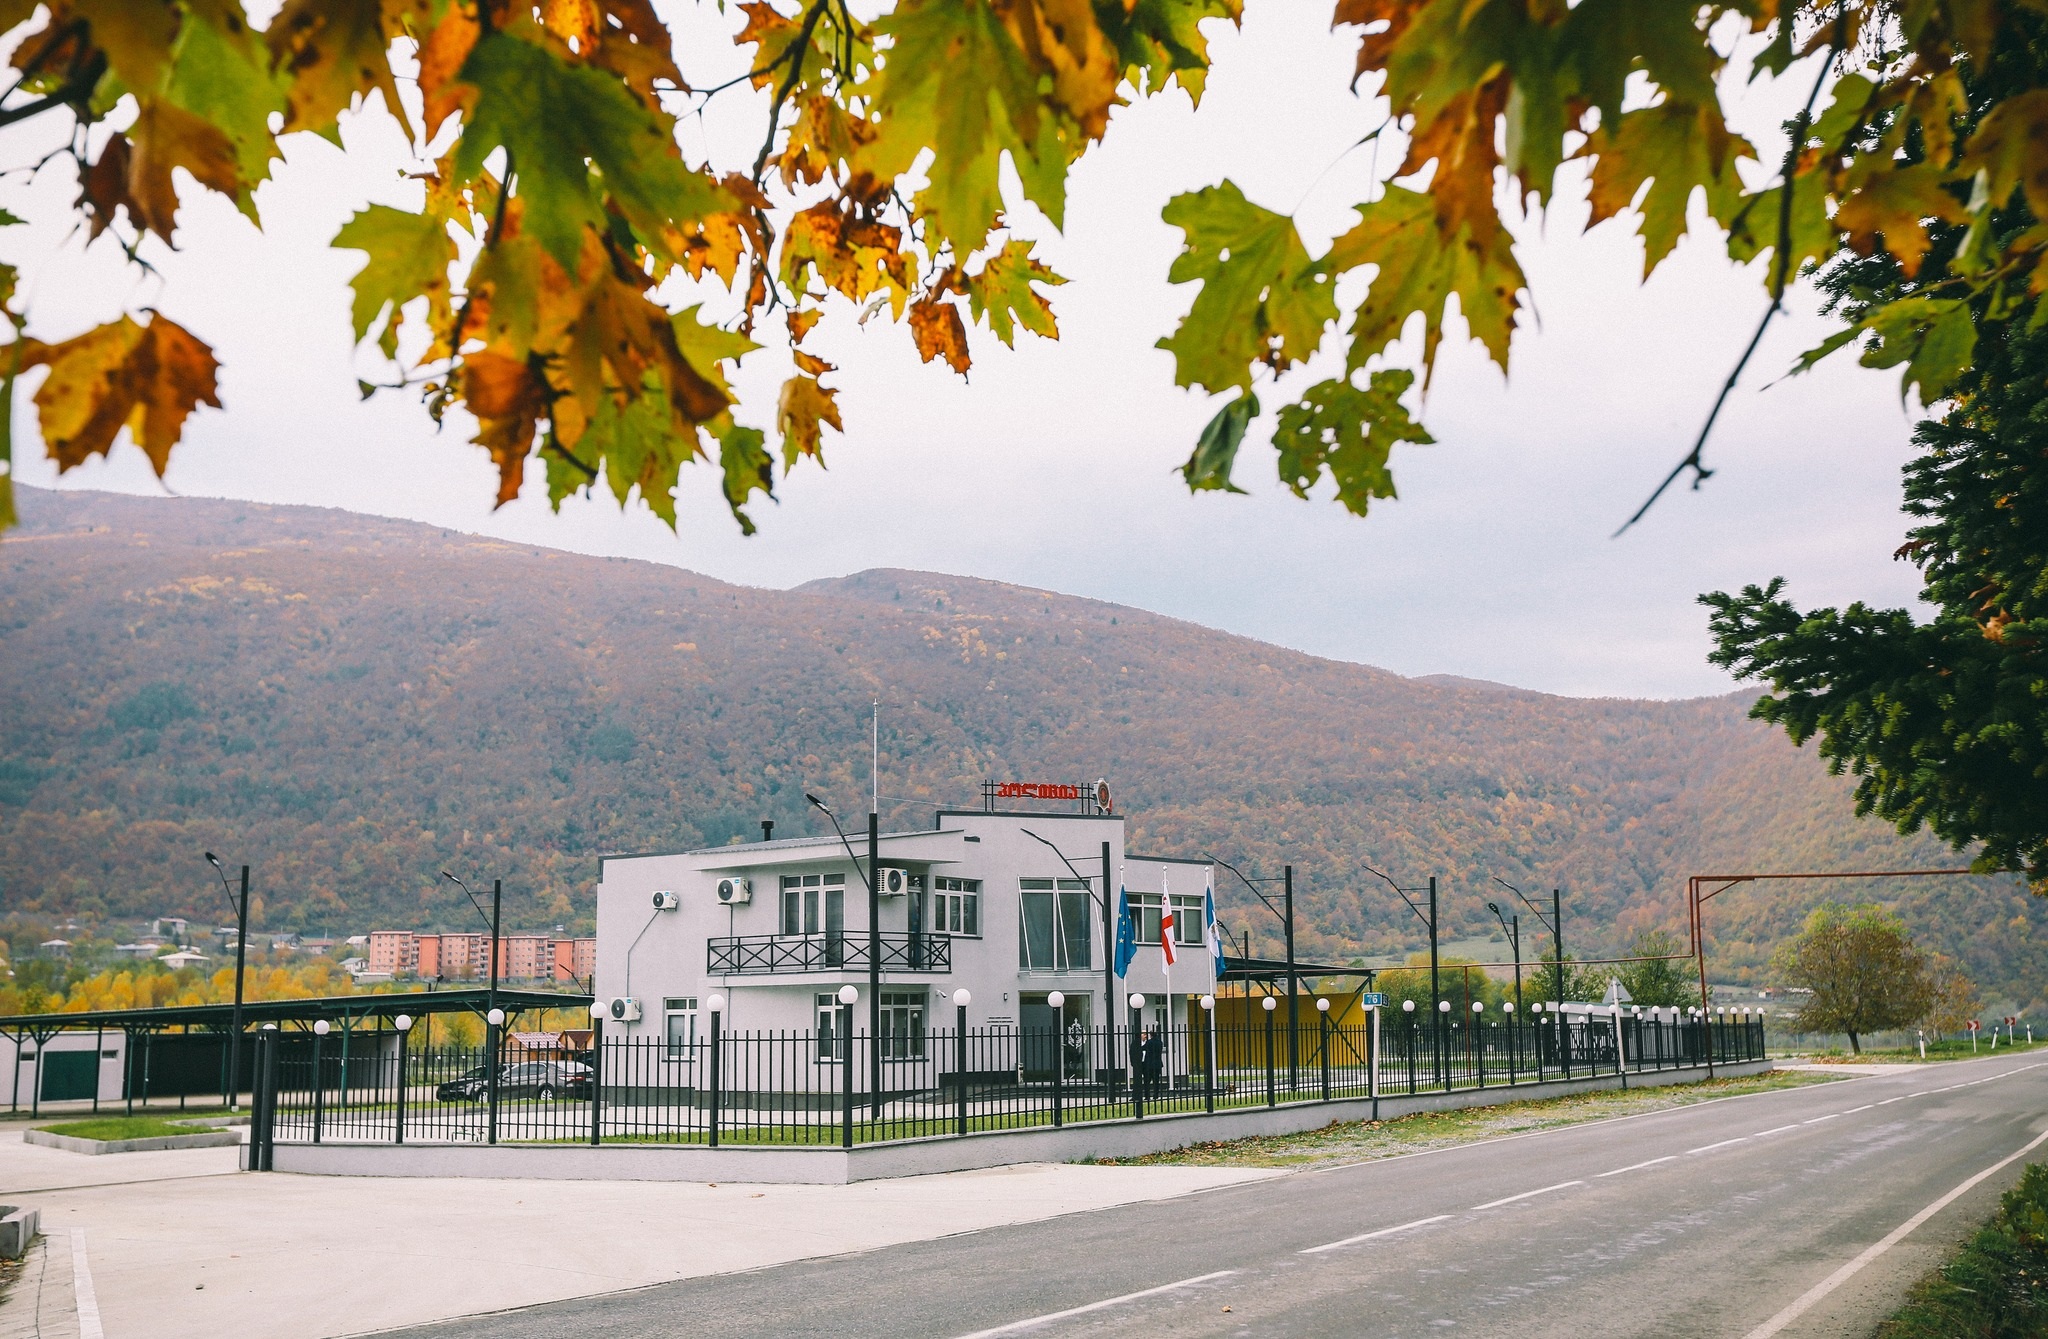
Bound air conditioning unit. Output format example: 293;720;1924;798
876;865;911;896
607;996;643;1022
715;876;752;905
651;890;681;911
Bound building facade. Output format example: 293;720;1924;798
593;807;1219;1073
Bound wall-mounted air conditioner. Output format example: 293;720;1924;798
607;997;643;1022
876;866;911;896
715;876;752;904
651;890;681;911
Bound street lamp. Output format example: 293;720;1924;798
810;795;882;1109
1486;897;1523;1015
1208;854;1300;1092
203;852;251;1109
1023;828;1118;1075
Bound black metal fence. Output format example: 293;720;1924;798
254;1010;1766;1150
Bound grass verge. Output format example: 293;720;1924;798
34;1115;220;1141
1782;1038;2048;1065
1103;1070;1845;1169
1877;1162;2048;1337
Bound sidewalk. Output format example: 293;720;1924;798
0;1127;1275;1339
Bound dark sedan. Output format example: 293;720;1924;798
437;1061;592;1101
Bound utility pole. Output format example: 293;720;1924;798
868;809;881;1112
1284;865;1298;1095
1103;840;1115;1080
1553;887;1565;1008
1488;900;1522;1014
1429;876;1442;1083
204;854;251;1110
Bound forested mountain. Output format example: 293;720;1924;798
1;487;2036;1009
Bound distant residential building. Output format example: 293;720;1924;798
158;950;209;969
339;956;368;974
552;937;597;984
151;917;189;942
38;939;70;957
113;942;164;960
500;934;555;982
366;930;419;977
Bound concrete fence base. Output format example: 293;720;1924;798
254;1060;1771;1184
26;1128;242;1155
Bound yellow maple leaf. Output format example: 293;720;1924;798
20;313;221;474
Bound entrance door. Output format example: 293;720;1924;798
40;1049;96;1101
1019;995;1059;1080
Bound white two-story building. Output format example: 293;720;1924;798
593;800;1218;1083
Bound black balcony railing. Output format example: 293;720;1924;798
707;932;953;976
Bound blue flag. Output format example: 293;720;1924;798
1113;886;1136;977
1205;886;1227;977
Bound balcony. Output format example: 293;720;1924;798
707;933;953;977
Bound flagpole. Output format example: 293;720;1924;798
1161;870;1172;1090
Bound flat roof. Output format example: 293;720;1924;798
0;986;592;1034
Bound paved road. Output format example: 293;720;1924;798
394;1057;2048;1339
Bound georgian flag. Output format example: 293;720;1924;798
1159;904;1177;968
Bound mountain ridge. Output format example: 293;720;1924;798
1;486;2035;1009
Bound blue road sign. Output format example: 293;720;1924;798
1359;992;1387;1007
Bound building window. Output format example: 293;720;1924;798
1019;878;1094;972
782;873;845;936
664;997;698;1060
816;992;845;1062
1124;893;1205;945
879;989;926;1060
932;877;981;936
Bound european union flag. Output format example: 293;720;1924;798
1113;886;1136;977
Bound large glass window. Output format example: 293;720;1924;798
1127;892;1162;944
933;877;981;936
1122;893;1205;945
663;996;698;1059
1171;894;1205;946
1019;878;1094;972
879;989;927;1060
782;873;845;936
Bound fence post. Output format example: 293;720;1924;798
311;1029;325;1144
394;1022;409;1146
1052;1028;1065;1128
1131;1002;1146;1121
1319;1009;1331;1101
485;1012;501;1147
1202;1010;1215;1116
250;1028;276;1171
841;1005;855;1151
708;1009;722;1148
1474;1016;1485;1090
587;1016;603;1148
1262;1001;1276;1107
1369;1005;1380;1122
955;1005;968;1138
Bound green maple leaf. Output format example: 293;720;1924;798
1859;297;1978;405
1180;390;1258;493
332;203;458;354
714;415;773;536
1272;370;1433;516
671;306;760;399
1326;185;1525;374
455;28;734;271
859;0;1054;254
1101;0;1242;106
1583;102;1754;277
1156;181;1336;393
164;2;285;212
967;240;1064;347
1725;169;1836;286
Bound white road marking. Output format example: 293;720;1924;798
1597;1156;1676;1178
1753;1124;1801;1137
1687;1136;1750;1155
1878;1097;1905;1105
949;1271;1239;1338
72;1228;105;1339
1845;1105;1873;1114
1300;1215;1453;1255
1801;1114;1839;1124
1742;1124;2048;1339
1471;1180;1584;1211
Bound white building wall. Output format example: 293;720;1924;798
593;810;1219;1047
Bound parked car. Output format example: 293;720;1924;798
437;1061;592;1102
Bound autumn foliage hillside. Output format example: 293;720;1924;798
1;488;2037;1009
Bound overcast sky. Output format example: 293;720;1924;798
4;6;1928;699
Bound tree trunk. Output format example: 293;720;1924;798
1848;1031;1861;1055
